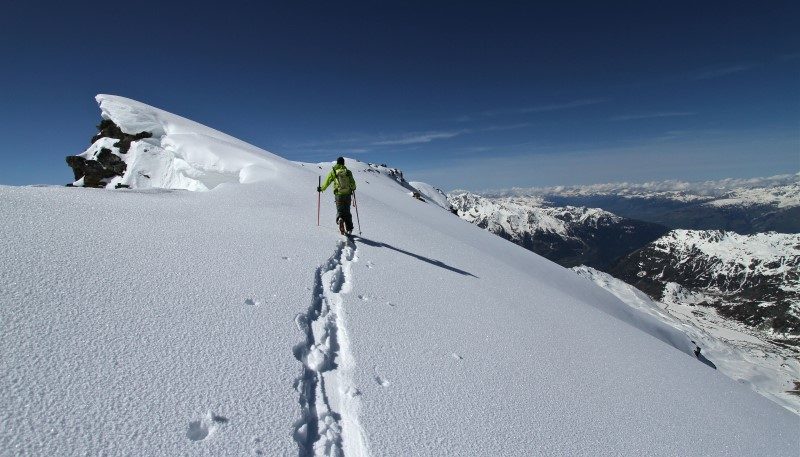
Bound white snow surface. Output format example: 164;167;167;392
2;96;798;456
574;266;800;414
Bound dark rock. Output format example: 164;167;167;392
96;148;127;175
66;156;87;181
114;130;152;154
65;150;127;189
89;119;152;154
67;119;152;187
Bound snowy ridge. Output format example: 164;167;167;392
407;181;453;211
3;95;798;455
574;266;800;413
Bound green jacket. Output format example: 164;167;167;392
320;163;357;196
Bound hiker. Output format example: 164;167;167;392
318;157;357;235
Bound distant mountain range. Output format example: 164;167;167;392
448;192;668;270
447;177;800;343
610;229;799;339
476;175;800;235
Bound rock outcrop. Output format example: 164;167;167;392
66;120;151;188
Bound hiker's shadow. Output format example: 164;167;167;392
353;236;478;278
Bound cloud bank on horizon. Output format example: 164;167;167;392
472;172;800;198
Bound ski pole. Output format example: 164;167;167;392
317;176;321;227
353;191;362;235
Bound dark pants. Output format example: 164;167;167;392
335;194;354;232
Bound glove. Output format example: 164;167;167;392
317;186;322;192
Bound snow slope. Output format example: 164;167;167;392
2;96;798;456
574;266;800;413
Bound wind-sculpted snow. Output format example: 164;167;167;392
2;95;798;455
73;95;290;190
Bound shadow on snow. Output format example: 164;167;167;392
354;236;478;278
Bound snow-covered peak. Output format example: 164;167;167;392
97;94;265;152
73;95;295;191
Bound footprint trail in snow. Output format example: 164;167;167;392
293;239;369;457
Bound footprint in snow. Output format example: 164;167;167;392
252;437;266;455
281;256;291;261
374;375;390;387
187;421;210;441
187;413;228;442
386;302;396;307
357;294;369;301
244;298;261;306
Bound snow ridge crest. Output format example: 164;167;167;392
71;95;292;191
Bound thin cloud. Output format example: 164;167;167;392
480;98;608;117
481;122;532;132
517;98;609;114
371;130;468;145
691;63;757;80
610;112;695;121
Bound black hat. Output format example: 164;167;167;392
336;157;345;165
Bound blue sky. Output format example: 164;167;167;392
0;1;797;190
